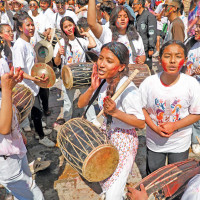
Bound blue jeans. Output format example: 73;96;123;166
0;155;44;200
62;84;97;122
192;120;200;144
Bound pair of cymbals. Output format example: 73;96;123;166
34;39;53;64
31;63;56;88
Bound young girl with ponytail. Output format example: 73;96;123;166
78;41;145;200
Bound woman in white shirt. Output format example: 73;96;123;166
54;16;97;122
12;10;55;147
87;0;146;64
140;40;200;174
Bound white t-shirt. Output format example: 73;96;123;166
77;5;88;19
181;174;200;200
13;38;39;96
1;11;14;29
52;10;78;29
0;58;10;85
40;8;55;27
88;29;102;56
154;3;168;31
139;72;200;153
179;14;188;41
98;76;145;130
28;12;52;47
99;26;145;64
53;37;89;67
187;41;200;82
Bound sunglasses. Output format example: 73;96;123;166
132;2;140;6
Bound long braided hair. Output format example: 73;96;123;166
60;16;83;52
100;42;129;124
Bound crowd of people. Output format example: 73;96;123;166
0;0;200;199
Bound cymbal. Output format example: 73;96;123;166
31;63;56;88
34;40;53;63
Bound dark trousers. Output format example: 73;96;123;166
38;88;49;112
146;147;189;175
31;95;44;139
145;50;153;70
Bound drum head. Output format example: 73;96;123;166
12;84;35;124
61;65;73;89
82;144;119;182
128;64;151;87
34;40;54;63
31;63;56;88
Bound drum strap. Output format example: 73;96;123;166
75;37;94;63
127;36;137;62
83;79;106;119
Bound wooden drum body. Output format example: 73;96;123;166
62;62;93;89
128;64;151;87
57;118;119;182
12;84;35;124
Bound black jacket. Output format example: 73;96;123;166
136;9;157;52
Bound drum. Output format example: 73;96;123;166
128;64;151;87
57;118;119;182
62;62;93;89
130;159;200;200
12;84;35;124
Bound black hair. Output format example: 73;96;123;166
100;1;115;16
180;2;184;15
77;17;89;31
60;16;83;51
29;0;39;6
13;10;33;34
109;6;138;41
159;40;188;58
0;36;4;52
76;0;88;6
135;0;145;7
129;0;145;7
55;0;65;4
101;42;129;67
40;0;51;6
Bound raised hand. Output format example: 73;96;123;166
1;67;24;90
91;63;101;90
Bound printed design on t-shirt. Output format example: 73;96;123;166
120;40;132;60
187;52;200;75
155;98;182;124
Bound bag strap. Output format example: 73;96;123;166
75;37;94;63
128;36;137;62
83;79;106;119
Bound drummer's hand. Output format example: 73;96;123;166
127;184;148;200
194;65;200;75
103;96;117;116
1;67;24;90
91;63;101;91
58;46;65;56
34;73;49;82
135;56;145;64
